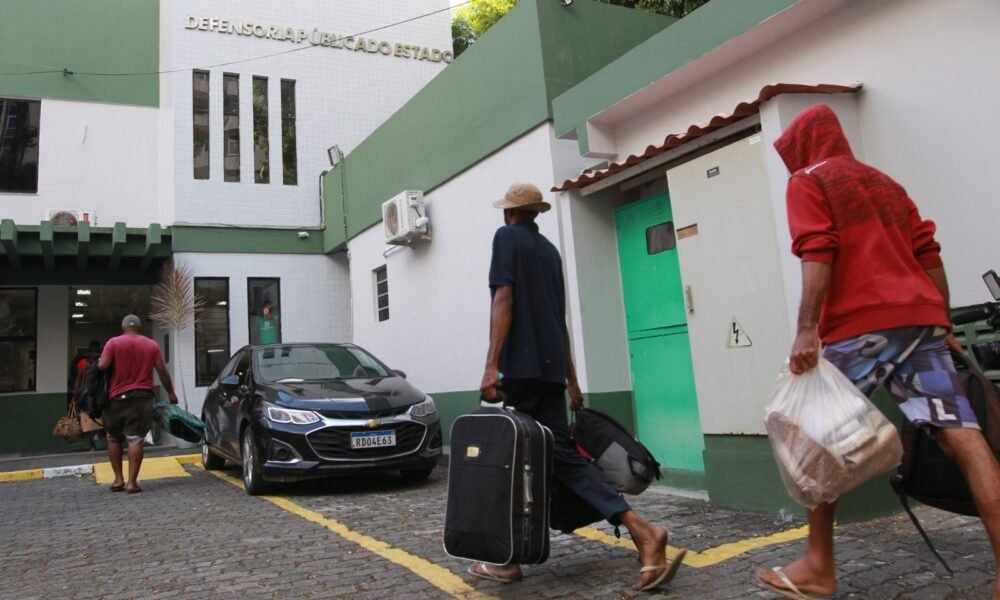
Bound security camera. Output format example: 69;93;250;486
297;231;310;239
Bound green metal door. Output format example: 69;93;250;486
615;194;704;473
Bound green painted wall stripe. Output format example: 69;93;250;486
321;0;673;252
0;393;91;455
172;226;325;254
552;0;799;151
703;389;906;522
585;390;636;436
0;0;159;107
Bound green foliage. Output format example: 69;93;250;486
454;0;518;37
596;0;708;18
452;14;476;57
450;0;710;58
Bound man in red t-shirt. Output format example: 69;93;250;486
757;104;1000;599
98;314;178;494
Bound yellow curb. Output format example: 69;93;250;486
575;524;810;569
93;455;191;484
205;468;498;600
173;454;201;466
0;469;44;483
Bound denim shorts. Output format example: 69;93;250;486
822;326;980;430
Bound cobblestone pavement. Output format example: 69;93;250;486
0;461;995;599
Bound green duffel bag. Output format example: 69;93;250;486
154;402;207;443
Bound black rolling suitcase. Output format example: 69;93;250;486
444;406;553;565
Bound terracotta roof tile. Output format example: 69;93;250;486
552;83;862;192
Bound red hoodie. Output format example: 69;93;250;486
773;104;949;344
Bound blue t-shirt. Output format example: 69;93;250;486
488;221;568;385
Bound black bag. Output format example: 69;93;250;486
573;408;661;495
891;351;1000;572
77;362;110;420
444;406;553;565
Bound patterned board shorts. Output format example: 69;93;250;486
822;326;980;430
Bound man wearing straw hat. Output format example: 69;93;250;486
475;182;683;592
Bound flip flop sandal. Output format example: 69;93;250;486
756;566;834;599
109;484;125;492
638;548;687;592
467;562;520;584
126;486;142;494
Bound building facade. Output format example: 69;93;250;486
0;0;452;453
323;0;1000;518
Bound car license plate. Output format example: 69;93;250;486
350;430;396;449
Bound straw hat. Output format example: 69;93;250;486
492;182;551;213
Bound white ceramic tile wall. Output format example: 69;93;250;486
171;251;352;418
162;0;452;228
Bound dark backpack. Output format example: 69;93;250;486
891;351;1000;573
573;408;662;496
77;362;110;419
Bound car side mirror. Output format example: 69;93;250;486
220;375;240;388
984;270;1000;301
393;369;407;379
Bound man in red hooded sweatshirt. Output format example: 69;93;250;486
758;104;1000;599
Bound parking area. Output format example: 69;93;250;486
0;455;995;599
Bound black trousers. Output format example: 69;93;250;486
502;378;631;524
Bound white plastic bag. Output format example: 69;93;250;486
764;358;902;508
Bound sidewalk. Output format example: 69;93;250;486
0;444;197;475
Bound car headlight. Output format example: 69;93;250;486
265;405;321;425
410;396;437;418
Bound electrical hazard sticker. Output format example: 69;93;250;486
727;319;752;348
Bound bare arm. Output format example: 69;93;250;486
925;265;965;353
789;261;831;374
480;286;513;401
98;354;111;371
566;338;583;411
154;359;179;404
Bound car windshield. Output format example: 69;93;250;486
253;345;391;383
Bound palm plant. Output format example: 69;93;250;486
149;262;204;411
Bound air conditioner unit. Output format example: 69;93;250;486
382;191;429;245
45;208;96;227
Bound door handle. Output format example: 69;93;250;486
685;285;695;314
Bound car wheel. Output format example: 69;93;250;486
400;467;434;482
201;441;225;470
242;428;272;495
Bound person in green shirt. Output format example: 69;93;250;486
255;301;280;345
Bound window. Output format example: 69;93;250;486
646;222;677;255
0;99;41;193
223;73;240;182
373;266;389;322
194;278;230;386
192;71;210;179
280;79;297;185
247;278;281;346
0;288;37;392
252;77;269;184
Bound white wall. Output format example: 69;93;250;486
161;0;452;228
348;125;584;396
34;286;70;394
0;100;160;227
172;252;352;417
605;0;1000;306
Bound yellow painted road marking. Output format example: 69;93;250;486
575;524;810;568
0;468;43;483
94;455;191;484
206;469;498;600
173;453;201;466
